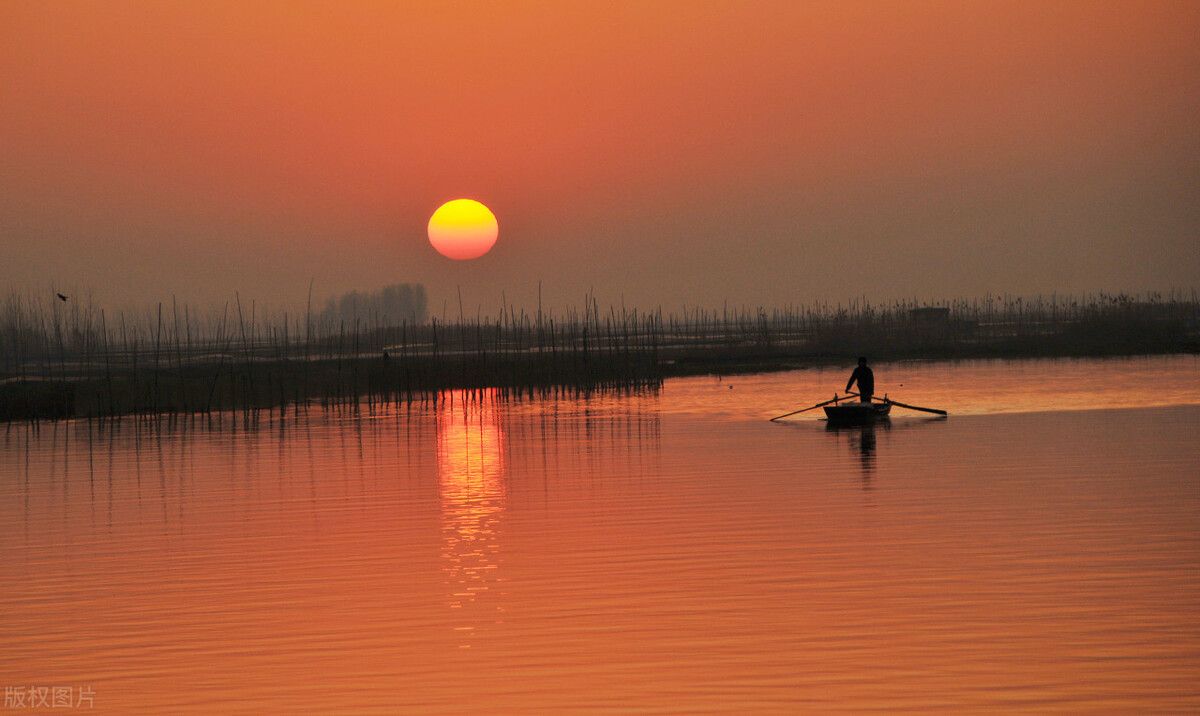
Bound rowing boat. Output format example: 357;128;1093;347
823;400;892;424
770;393;945;423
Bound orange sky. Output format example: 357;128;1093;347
1;1;1197;313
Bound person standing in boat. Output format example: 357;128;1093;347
845;356;874;403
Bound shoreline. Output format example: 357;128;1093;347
4;290;1197;421
3;342;1195;422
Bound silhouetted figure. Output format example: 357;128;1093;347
845;356;874;403
56;293;68;302
382;350;390;362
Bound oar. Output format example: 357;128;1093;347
770;393;857;422
883;398;948;416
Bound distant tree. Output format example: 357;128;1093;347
320;283;427;326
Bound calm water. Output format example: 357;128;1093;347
2;356;1198;712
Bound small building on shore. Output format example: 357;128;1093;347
908;307;951;323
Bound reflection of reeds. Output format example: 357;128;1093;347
1;289;1197;421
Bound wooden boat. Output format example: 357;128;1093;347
823;400;891;424
770;393;943;424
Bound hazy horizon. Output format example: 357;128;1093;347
3;2;1198;315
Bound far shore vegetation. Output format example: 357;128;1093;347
2;288;1197;421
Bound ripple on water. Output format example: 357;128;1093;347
1;360;1198;712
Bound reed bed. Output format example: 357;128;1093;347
2;289;1196;421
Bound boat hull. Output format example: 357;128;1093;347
823;401;891;424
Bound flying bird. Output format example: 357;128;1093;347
56;293;68;302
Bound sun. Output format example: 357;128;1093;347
427;199;498;260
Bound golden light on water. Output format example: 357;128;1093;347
436;390;507;645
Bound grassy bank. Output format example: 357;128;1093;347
2;290;1196;421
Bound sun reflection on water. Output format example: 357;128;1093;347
435;390;507;646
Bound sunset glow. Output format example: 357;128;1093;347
428;199;499;261
2;2;1199;712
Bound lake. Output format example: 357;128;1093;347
2;356;1198;712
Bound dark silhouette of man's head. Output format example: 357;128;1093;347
857;356;868;366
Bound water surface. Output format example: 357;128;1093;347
2;356;1198;712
